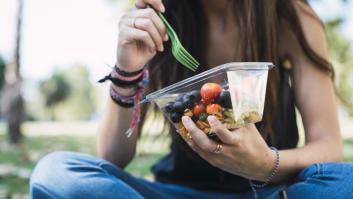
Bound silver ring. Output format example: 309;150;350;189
186;133;192;140
135;3;146;9
213;143;223;154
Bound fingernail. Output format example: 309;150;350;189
207;116;217;125
182;116;190;124
160;5;165;13
160;45;164;51
164;34;168;41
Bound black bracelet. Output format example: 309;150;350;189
114;66;144;77
98;73;143;88
109;94;135;108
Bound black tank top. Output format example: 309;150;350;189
152;64;299;193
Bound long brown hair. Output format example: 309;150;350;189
140;0;333;144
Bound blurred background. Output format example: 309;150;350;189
0;0;353;198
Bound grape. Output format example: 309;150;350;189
173;101;184;113
182;96;194;109
219;91;232;108
171;112;182;123
165;102;174;113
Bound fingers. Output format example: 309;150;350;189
119;26;156;53
207;116;239;145
133;18;164;51
182;116;219;153
121;8;167;52
136;0;165;12
130;8;168;42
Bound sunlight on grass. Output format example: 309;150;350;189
0;133;169;198
0;133;352;198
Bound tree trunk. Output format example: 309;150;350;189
1;82;24;143
0;0;25;144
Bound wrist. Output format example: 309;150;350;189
250;147;280;187
116;62;144;73
259;148;278;181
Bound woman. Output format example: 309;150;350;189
30;0;353;198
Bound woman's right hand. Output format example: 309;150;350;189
117;0;168;72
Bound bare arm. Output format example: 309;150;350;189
96;0;167;168
97;87;139;168
169;1;342;183
273;1;343;182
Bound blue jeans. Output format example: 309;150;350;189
30;151;353;199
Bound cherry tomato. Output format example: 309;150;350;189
193;103;205;117
206;104;222;114
200;83;222;104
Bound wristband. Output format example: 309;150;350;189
109;86;135;108
103;68;149;138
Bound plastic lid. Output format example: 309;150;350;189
141;62;274;103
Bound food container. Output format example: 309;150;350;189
142;62;274;138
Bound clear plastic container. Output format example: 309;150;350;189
141;62;274;138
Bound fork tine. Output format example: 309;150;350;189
175;54;195;71
172;41;198;68
176;48;198;69
156;11;200;71
176;50;198;70
172;48;196;71
173;44;197;69
179;45;200;66
173;48;197;71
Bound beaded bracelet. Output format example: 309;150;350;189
249;147;280;199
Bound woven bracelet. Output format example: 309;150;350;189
109;86;135;108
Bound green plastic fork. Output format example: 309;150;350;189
156;12;200;72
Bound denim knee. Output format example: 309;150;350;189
286;162;353;199
295;162;353;182
30;151;86;198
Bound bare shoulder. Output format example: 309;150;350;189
279;0;328;62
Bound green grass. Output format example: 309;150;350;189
0;134;168;198
0;134;352;199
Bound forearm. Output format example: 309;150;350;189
97;86;138;168
271;136;343;183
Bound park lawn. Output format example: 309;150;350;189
0;134;353;199
0;134;166;199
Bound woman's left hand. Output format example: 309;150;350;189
181;115;276;181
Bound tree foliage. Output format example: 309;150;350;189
40;71;71;108
0;56;5;90
38;65;97;121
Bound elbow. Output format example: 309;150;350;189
334;139;344;162
327;136;344;162
98;148;136;169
